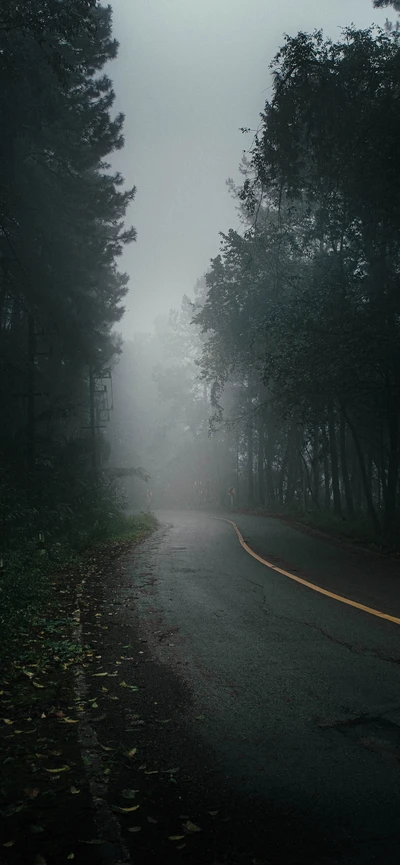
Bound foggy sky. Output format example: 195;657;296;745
109;0;388;335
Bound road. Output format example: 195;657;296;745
128;510;400;863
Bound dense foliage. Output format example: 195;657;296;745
192;26;400;542
0;0;135;557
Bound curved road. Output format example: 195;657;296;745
130;510;400;863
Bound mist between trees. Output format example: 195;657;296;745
111;21;400;548
1;0;400;656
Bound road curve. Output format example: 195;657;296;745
129;510;400;863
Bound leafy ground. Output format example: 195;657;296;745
0;513;155;865
0;510;337;865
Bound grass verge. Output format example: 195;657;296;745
235;506;393;554
0;512;156;667
0;511;156;863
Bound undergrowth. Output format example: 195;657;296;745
236;505;388;550
0;509;156;667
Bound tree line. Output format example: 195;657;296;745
0;0;134;552
193;24;400;541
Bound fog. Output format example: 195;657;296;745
106;0;398;520
109;0;388;334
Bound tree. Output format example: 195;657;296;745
0;1;136;548
374;0;400;10
194;26;400;541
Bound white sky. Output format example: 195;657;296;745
108;0;388;335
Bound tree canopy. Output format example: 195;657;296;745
0;0;135;551
193;25;400;540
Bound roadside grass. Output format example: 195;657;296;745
0;511;157;670
0;510;157;861
285;508;382;548
235;505;390;552
90;510;156;545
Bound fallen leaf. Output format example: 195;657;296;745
147;816;158;824
63;718;79;724
32;682;45;689
184;820;202;833
99;744;113;751
3;841;15;847
144;770;158;775
79;839;104;844
195;715;205;720
92;673;108;677
119;681;138;690
208;810;218;816
168;835;185;841
112;805;140;813
128;826;141;833
127;748;137;758
22;669;35;679
45;766;70;773
67;855;75;860
70;786;80;794
2;718;14;725
91;702;99;709
103;768;111;775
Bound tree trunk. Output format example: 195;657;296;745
312;423;320;507
27;314;36;473
285;445;298;506
341;405;381;536
339;410;354;516
278;434;290;506
384;395;400;539
321;422;331;509
327;403;342;517
265;423;276;505
247;418;254;506
257;415;265;506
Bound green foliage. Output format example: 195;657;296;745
195;26;400;539
0;0;135;519
374;0;400;9
0;1;140;651
0;509;155;664
93;511;156;544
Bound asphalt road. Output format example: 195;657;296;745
129;510;400;863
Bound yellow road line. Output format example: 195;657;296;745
218;517;400;627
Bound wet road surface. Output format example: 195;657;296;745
128;510;400;863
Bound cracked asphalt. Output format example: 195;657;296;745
125;510;400;863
